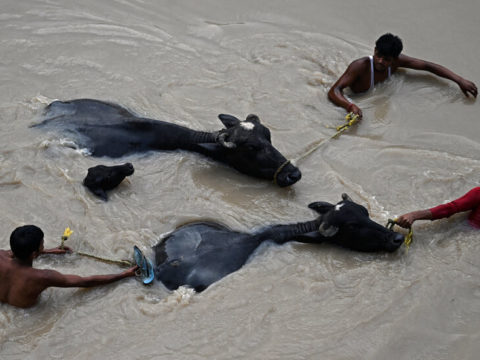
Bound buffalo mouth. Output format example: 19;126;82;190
274;164;302;187
384;232;405;252
121;162;135;176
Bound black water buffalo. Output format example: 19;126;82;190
34;99;301;187
83;163;134;200
154;194;405;292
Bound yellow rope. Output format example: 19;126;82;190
332;112;360;139
74;251;133;267
293;112;360;164
59;227;133;267
386;219;414;252
273;113;360;184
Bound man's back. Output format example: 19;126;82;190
0;249;49;308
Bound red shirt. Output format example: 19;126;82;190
429;187;480;228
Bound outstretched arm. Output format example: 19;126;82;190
328;60;364;118
396;209;433;228
398;54;478;98
41;246;72;255
397;187;480;228
42;266;138;288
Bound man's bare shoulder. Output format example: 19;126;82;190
347;57;370;71
0;249;13;258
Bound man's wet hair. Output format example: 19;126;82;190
10;225;44;260
375;33;403;58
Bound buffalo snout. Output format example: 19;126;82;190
121;162;135;176
275;163;302;187
385;232;405;252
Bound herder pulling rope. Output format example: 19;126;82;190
273;113;360;185
386;219;414;252
59;227;154;284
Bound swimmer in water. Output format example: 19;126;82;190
328;33;478;119
0;225;138;308
396;187;480;229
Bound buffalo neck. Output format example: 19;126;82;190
148;120;218;150
255;219;321;244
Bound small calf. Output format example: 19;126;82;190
83;163;134;200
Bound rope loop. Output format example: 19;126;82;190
385;218;414;252
273;159;291;186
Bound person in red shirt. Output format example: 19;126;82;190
396;187;480;229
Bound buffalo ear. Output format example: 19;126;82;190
318;222;339;237
341;193;353;202
308;201;334;214
246;114;261;124
218;114;240;128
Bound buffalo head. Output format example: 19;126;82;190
308;193;404;252
83;163;134;201
215;114;301;187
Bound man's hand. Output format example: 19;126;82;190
348;103;363;119
42;246;73;255
123;265;139;277
396;209;433;228
458;78;477;98
396;213;416;228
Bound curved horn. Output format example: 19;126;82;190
308;201;334;214
341;193;353;202
217;132;236;149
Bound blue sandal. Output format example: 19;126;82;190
133;245;154;285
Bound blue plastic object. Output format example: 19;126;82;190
133;245;154;285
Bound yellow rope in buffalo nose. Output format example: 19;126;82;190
386;219;414;252
273;113;360;185
294;113;359;163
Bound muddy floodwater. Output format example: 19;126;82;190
1;0;479;359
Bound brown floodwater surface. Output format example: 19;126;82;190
1;1;479;359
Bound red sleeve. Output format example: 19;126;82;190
429;187;480;220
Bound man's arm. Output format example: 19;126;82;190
396;209;433;228
328;60;364;118
41;266;138;288
397;188;480;228
397;54;477;98
41;246;72;255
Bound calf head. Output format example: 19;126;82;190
215;114;301;187
309;193;404;252
83;163;134;200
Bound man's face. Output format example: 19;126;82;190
373;49;394;71
34;239;45;258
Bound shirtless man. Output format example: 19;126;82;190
0;225;138;308
328;33;478;119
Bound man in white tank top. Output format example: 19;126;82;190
328;33;477;119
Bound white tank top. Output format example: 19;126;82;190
369;55;391;90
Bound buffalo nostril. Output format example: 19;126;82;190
288;169;302;183
124;163;135;174
393;233;404;245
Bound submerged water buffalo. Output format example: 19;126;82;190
34;99;301;187
153;194;405;292
83;163;134;200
